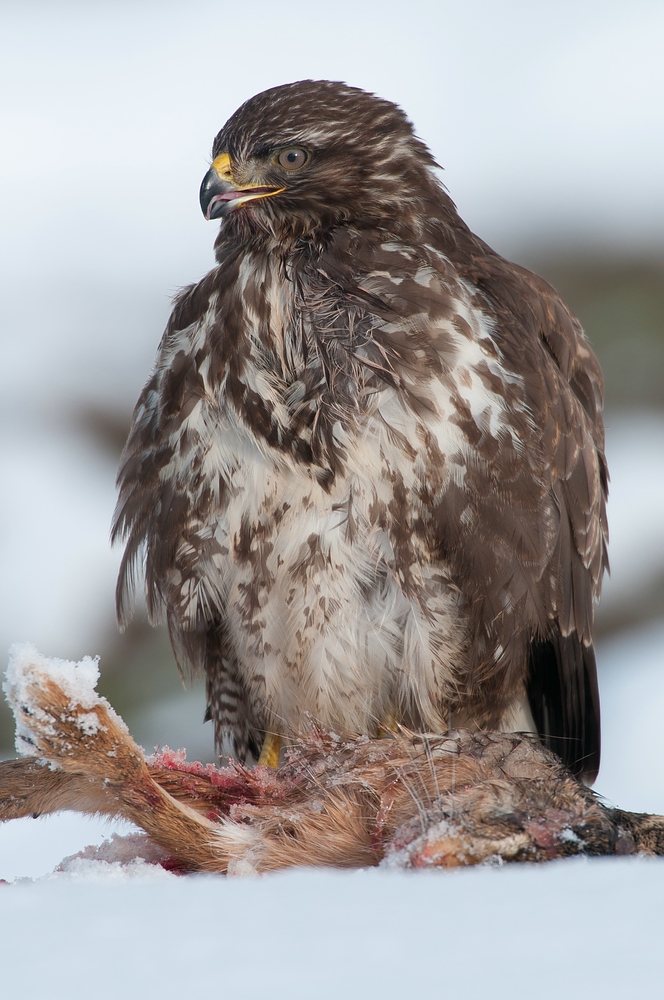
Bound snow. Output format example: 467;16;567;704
1;860;662;998
3;643;129;757
593;619;664;814
50;855;172;883
0;813;140;883
599;411;664;615
5;644;101;718
55;832;174;878
0;416;122;661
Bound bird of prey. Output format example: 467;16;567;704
113;80;607;781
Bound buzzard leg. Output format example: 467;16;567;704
377;711;399;736
257;731;281;768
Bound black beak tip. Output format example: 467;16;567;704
199;168;227;221
198;167;235;219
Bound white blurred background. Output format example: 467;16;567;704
1;0;663;810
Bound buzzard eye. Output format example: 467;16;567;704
275;147;309;171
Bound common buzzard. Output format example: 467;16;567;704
113;81;607;781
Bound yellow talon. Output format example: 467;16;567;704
377;711;399;737
257;731;282;768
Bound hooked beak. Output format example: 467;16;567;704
199;152;285;220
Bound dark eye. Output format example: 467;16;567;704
275;147;309;171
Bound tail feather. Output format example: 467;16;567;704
527;632;601;783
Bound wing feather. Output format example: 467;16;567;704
316;232;607;777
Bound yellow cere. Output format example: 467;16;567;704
210;151;286;202
211;152;234;181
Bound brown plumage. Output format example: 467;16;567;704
1;654;660;874
112;80;607;779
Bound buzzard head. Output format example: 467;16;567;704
199;80;439;242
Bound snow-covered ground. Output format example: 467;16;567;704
1;857;662;998
1;615;663;1000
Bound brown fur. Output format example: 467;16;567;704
0;663;660;874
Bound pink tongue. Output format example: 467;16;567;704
206;188;275;219
220;188;271;200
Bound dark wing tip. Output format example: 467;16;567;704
527;632;601;784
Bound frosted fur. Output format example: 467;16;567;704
2;667;662;877
4;643;125;757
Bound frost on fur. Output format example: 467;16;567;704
3;643;127;760
2;648;664;875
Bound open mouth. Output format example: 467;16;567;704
202;185;284;221
200;157;286;221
